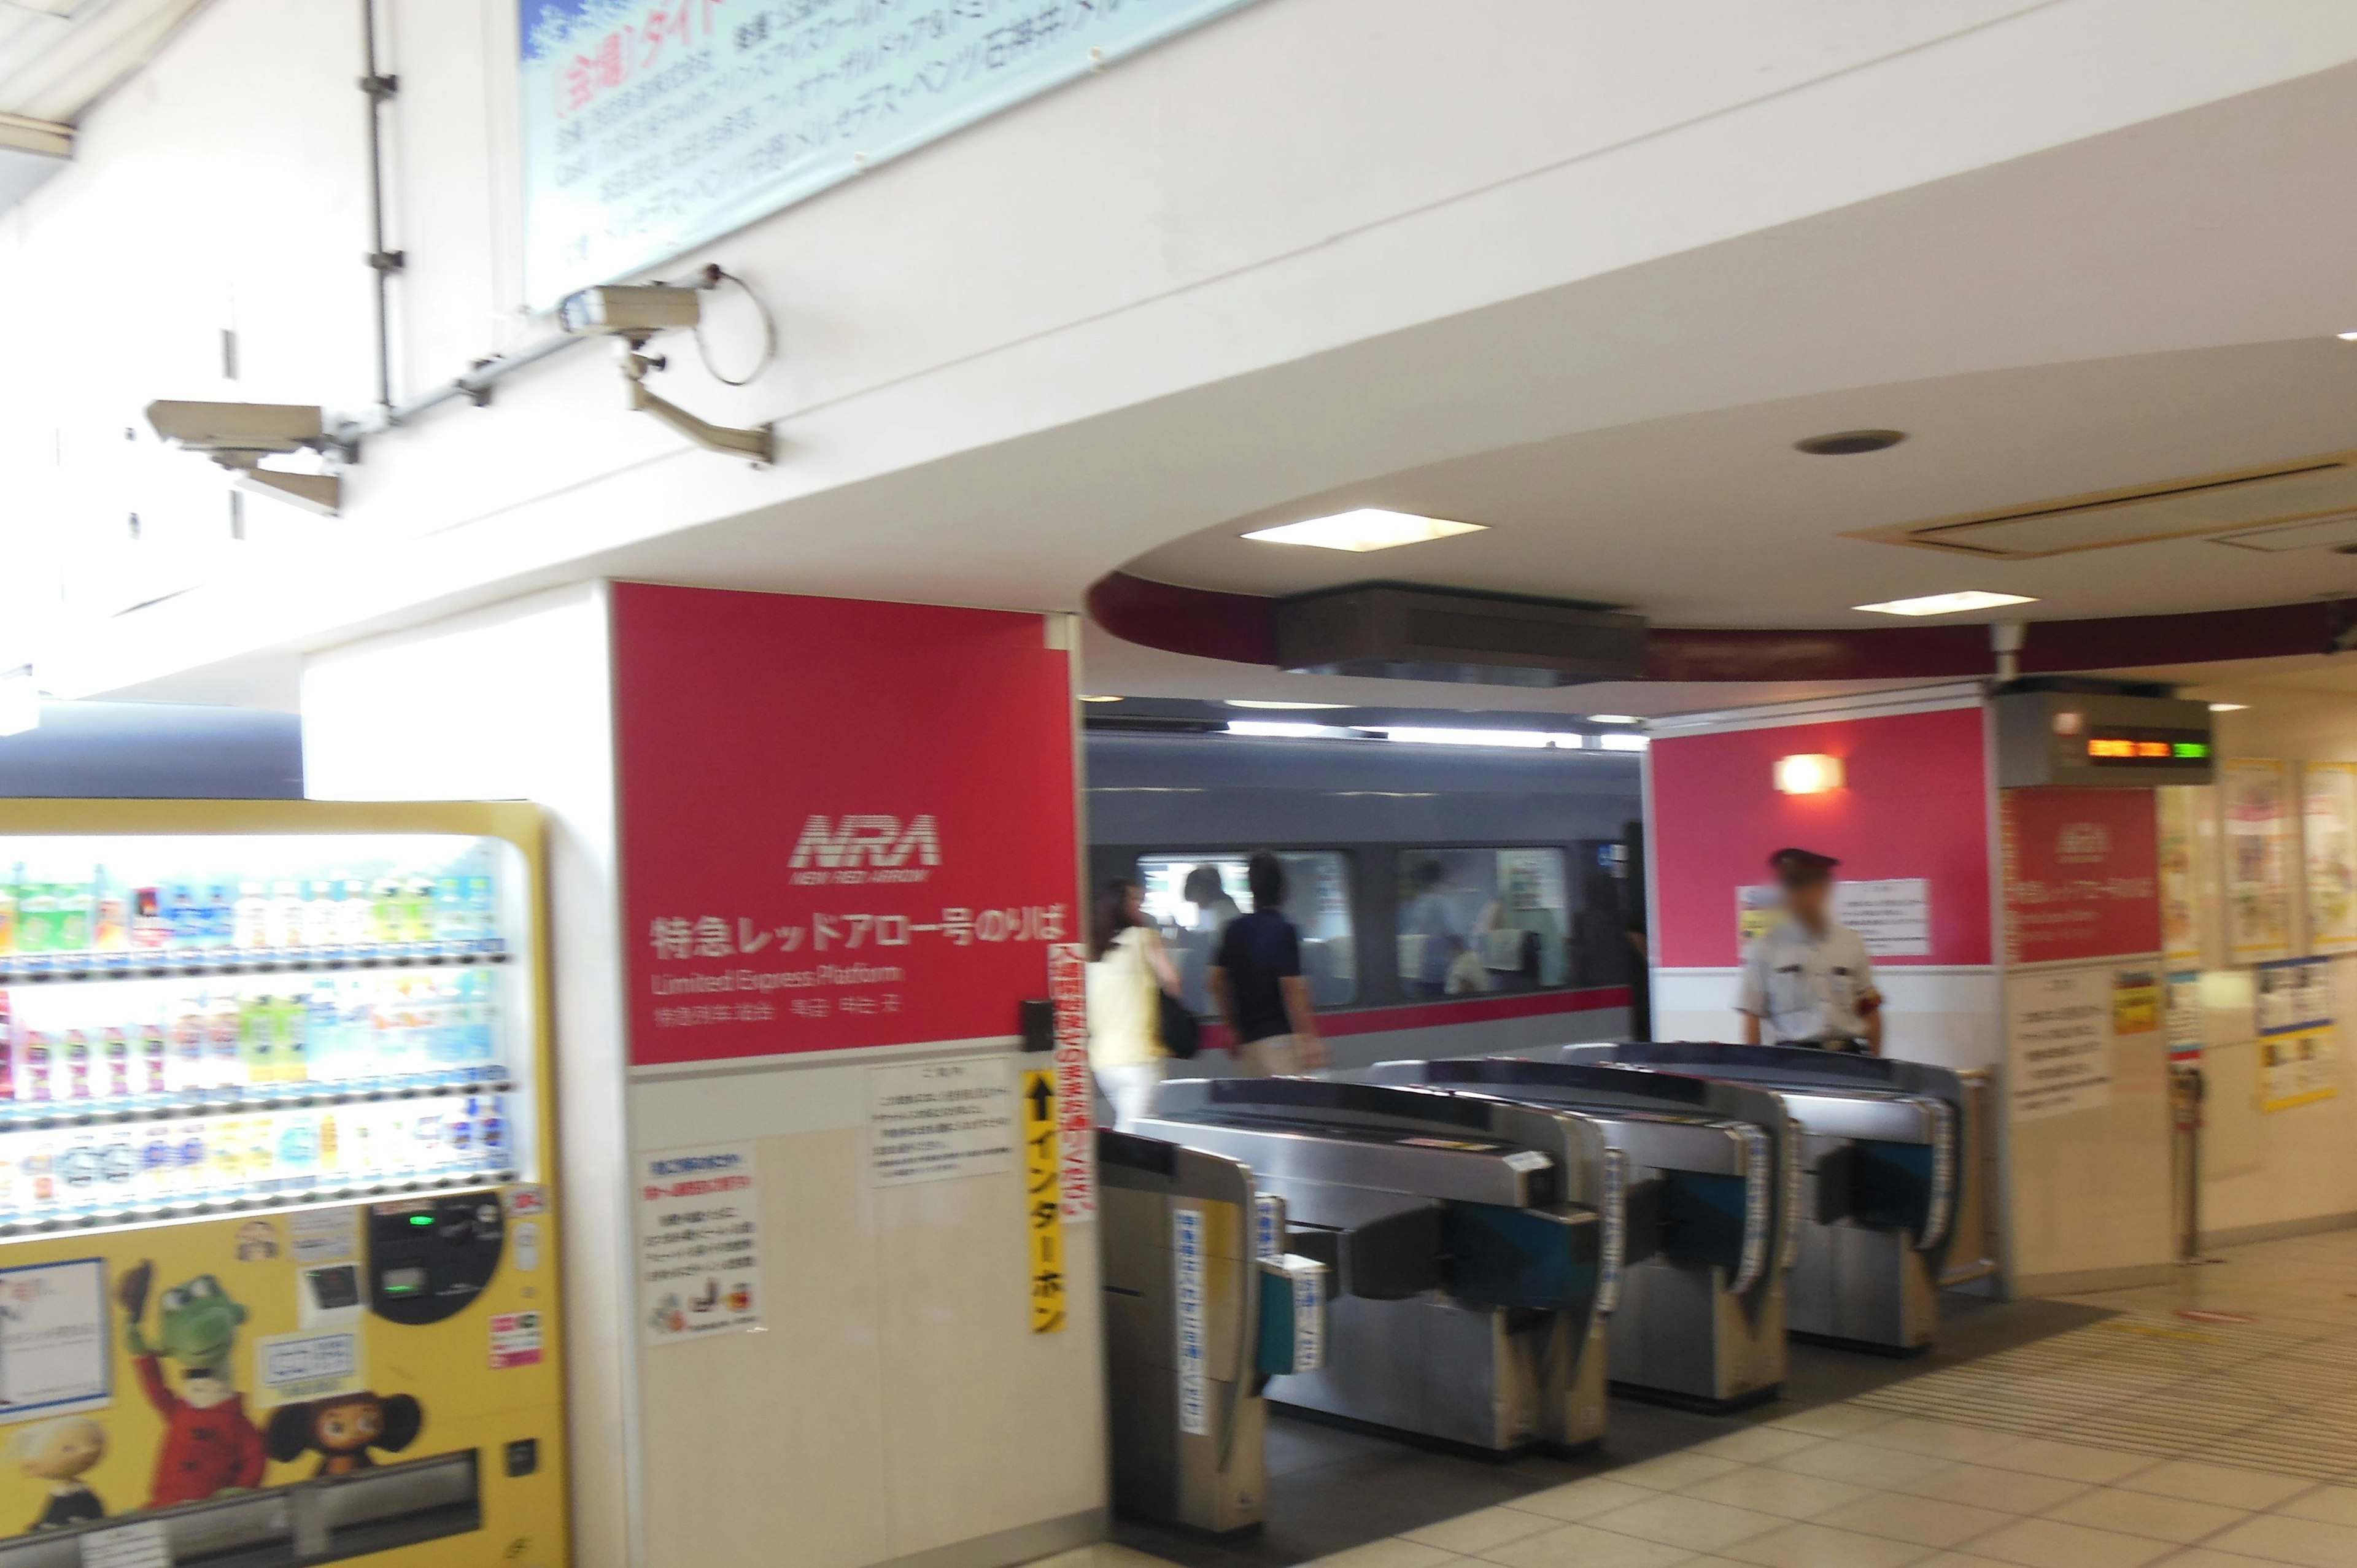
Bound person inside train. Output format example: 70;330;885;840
1086;878;1185;1130
1182;864;1243;932
1477;859;1568;989
1571;868;1633;988
1209;851;1328;1075
1399;857;1466;998
1735;847;1883;1054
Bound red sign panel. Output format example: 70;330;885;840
2002;787;2161;965
613;584;1080;1066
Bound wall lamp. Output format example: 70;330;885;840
1775;754;1844;795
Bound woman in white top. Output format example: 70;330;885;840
1086;879;1182;1131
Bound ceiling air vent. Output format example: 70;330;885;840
1852;451;2357;559
1273;584;1647;688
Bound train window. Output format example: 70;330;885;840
1396;848;1571;997
1137;852;1358;1012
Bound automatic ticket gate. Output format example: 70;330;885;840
1562;1042;1967;1353
1136;1078;1619;1454
1371;1057;1793;1409
1100;1129;1331;1534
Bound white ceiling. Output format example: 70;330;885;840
1124;339;2357;633
0;0;208;125
60;25;2357;719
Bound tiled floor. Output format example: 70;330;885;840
1113;1229;2357;1568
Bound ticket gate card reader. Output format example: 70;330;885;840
1562;1042;1966;1353
1372;1057;1794;1409
1101;1130;1330;1534
1137;1078;1620;1454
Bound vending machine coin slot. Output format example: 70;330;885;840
368;1192;504;1324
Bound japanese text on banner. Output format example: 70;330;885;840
1049;943;1094;1221
1021;1068;1066;1333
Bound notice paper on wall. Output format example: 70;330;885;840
2007;969;2113;1121
1733;878;1930;957
2256;957;2339;1112
0;1258;109;1420
2307;762;2357;956
1835;879;1931;958
868;1057;1016;1187
637;1143;762;1345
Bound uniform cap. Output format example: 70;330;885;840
1769;847;1838;879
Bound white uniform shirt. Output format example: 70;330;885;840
1736;919;1879;1045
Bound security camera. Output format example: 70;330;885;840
145;401;327;457
146;401;342;516
558;284;701;338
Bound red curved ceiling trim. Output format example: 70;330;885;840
1086;570;2357;682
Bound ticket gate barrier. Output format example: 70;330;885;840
1101;1130;1331;1534
1370;1056;1793;1409
1562;1041;1968;1353
1136;1078;1620;1455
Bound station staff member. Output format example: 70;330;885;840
1736;848;1883;1054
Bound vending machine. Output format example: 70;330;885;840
0;801;564;1568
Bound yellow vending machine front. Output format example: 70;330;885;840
0;801;565;1568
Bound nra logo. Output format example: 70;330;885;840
2056;822;2111;864
789;815;940;884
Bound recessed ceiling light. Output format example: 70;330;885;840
1242;508;1487;553
1795;429;1906;456
1077;694;1123;703
1226;699;1349;710
1587;714;1639;725
1369;727;1582;749
1852;590;2037;617
1226;720;1358;740
2339;333;2357;342
2208;702;2248;713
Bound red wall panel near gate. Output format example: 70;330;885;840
1651;706;1992;968
612;583;1078;1065
2000;786;2161;965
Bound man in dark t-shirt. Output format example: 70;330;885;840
1209;851;1326;1076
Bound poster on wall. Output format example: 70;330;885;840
2304;762;2357;954
2223;759;2293;964
637;1143;763;1345
2157;786;2204;965
2000;789;2162;965
613;585;1081;1066
2007;968;2113;1119
1733;878;1929;957
2165;970;2204;1061
518;0;1271;307
2255;957;2337;1112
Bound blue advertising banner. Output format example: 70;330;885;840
521;0;1264;308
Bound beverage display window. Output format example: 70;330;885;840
0;832;535;1228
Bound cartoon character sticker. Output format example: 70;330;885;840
115;1262;266;1507
11;1418;105;1531
263;1393;423;1479
233;1221;281;1263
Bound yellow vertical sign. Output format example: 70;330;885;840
1022;1067;1067;1333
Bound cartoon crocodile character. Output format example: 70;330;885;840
115;1262;265;1508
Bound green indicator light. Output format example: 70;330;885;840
2174;742;2210;759
408;1215;434;1226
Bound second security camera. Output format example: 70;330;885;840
557;284;701;338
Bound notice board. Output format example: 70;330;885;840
612;584;1079;1065
519;0;1269;307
